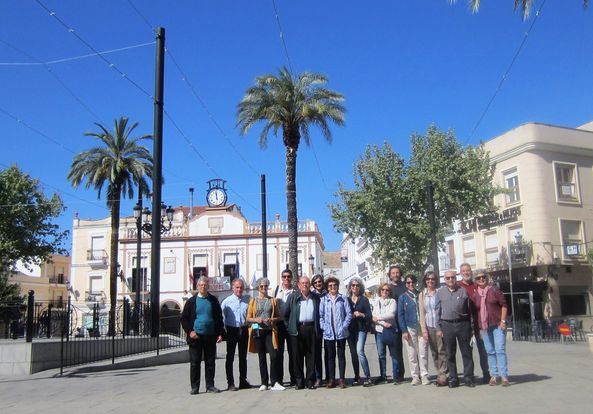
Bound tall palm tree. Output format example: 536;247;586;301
237;67;345;275
453;0;588;19
68;117;152;334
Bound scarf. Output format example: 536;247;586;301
477;286;490;330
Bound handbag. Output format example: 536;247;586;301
381;325;397;346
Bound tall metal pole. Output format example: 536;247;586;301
508;241;516;336
150;27;165;338
261;174;268;280
426;182;440;282
135;188;142;334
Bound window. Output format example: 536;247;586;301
224;253;239;279
503;168;520;205
462;236;476;267
192;254;208;289
560;220;584;258
484;231;499;266
560;286;590;315
554;162;579;202
89;275;103;293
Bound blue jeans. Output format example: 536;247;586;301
480;327;508;377
348;330;371;379
375;332;399;379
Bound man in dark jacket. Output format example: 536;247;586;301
387;265;406;382
180;276;224;395
284;276;321;389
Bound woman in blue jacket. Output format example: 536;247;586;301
319;276;352;389
398;274;429;385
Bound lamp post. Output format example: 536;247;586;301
133;197;174;336
309;254;315;276
508;233;527;336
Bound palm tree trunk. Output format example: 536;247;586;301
285;144;299;276
108;193;121;335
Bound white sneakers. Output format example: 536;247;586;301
411;377;421;386
270;382;286;391
421;376;431;385
258;385;268;391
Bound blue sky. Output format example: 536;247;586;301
1;0;592;253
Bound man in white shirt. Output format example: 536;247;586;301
274;269;296;386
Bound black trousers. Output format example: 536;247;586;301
324;338;346;381
253;329;278;386
475;334;490;378
395;331;405;380
188;334;217;390
441;320;474;380
225;326;249;385
290;324;316;387
314;331;324;381
276;322;295;384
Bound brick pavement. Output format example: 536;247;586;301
1;340;592;414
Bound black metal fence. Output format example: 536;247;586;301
511;318;588;342
0;291;186;375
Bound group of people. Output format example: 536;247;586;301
180;263;510;395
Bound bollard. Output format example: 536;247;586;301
25;290;34;343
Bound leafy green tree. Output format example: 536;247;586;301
450;0;588;20
68;117;152;333
0;165;67;301
330;125;499;273
237;67;346;274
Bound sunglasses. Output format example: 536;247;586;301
328;283;337;287
259;285;269;289
380;288;390;292
406;281;415;285
351;284;360;287
445;276;456;280
475;276;486;280
426;278;436;282
313;280;323;284
282;275;292;279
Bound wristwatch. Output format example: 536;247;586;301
501;320;507;323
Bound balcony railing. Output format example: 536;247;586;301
248;220;319;234
87;249;108;262
49;274;65;284
85;290;106;303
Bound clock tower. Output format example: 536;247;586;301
206;178;228;207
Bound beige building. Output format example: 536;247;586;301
454;121;593;323
11;254;71;305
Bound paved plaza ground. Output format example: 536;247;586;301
1;339;592;414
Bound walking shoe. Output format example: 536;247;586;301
421;376;431;385
363;378;373;387
501;377;510;387
190;388;199;395
258;385;268;391
326;379;336;389
338;379;347;389
239;380;252;389
227;384;238;391
482;374;491;385
352;377;361;386
465;378;476;388
411;377;421;386
373;376;387;385
448;379;459;388
489;377;498;386
314;379;321;388
270;382;286;391
206;386;220;393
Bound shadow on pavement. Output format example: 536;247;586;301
509;373;552;384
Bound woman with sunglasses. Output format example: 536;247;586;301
372;283;399;384
247;278;284;391
419;271;448;386
398;274;430;386
470;271;509;386
346;277;373;386
311;274;326;386
319;276;352;388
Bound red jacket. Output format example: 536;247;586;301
470;287;507;329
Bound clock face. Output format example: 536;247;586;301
207;188;227;207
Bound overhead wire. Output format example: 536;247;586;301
125;0;261;212
464;0;547;145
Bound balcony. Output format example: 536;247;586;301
87;249;108;268
85;290;106;303
49;274;65;284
